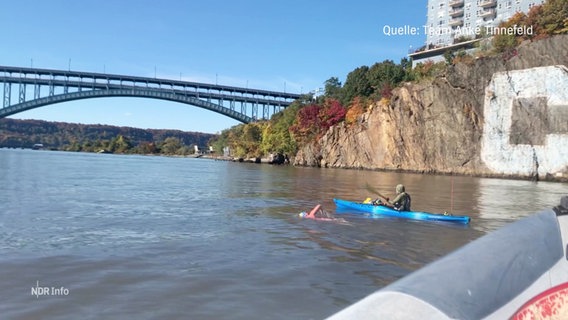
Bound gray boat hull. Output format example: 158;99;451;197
327;197;568;320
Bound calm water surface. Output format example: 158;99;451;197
0;149;566;319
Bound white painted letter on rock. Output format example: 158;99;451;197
481;66;568;177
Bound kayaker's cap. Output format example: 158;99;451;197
299;212;307;218
396;184;405;193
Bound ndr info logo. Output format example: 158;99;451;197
31;281;69;298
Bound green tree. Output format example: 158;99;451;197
240;122;264;157
210;129;230;155
82;140;94;152
400;57;414;82
260;102;300;155
412;61;447;81
444;50;455;65
177;145;193;156
160;137;183;155
324;77;343;100
134;142;158;154
109;135;132;153
367;60;406;97
341;66;372;105
209;123;264;158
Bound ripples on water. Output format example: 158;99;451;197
0;149;566;319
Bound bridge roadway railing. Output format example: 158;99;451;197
0;65;303;123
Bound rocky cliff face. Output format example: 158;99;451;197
294;35;568;181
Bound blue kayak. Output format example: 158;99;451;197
333;198;471;224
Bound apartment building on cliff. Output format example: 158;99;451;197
426;0;545;46
410;0;545;65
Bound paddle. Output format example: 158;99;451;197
365;183;390;203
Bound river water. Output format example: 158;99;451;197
0;148;566;319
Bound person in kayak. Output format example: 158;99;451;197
383;184;411;211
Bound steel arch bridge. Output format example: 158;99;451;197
0;65;303;124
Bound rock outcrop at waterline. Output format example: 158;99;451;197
294;35;568;181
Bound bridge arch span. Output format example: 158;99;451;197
0;65;302;124
0;88;254;123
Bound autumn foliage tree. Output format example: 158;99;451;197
345;96;368;126
492;12;529;52
493;0;568;52
289;99;346;145
319;99;347;132
538;0;568;35
289;104;320;144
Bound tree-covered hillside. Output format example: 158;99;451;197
0;118;216;155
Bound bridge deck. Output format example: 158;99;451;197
0;66;302;100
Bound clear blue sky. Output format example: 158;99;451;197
1;0;427;134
